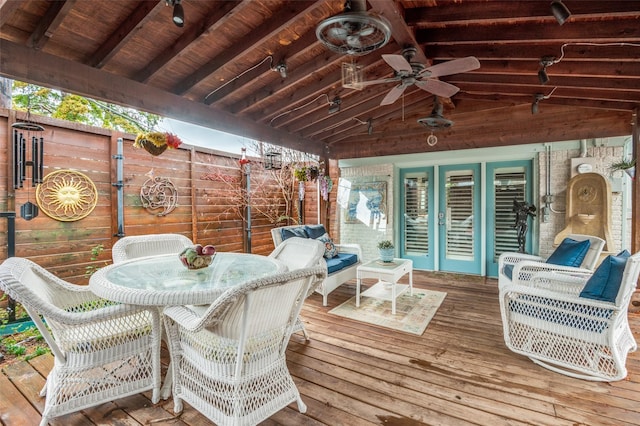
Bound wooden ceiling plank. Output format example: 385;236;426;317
416;19;640;45
171;1;318;96
0;0;22;28
89;0;163;68
0;39;319;156
27;0;77;50
135;1;243;83
204;28;323;106
405;1;640;26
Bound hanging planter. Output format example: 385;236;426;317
610;158;636;180
134;132;182;156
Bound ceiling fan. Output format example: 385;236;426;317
361;47;480;105
315;0;391;56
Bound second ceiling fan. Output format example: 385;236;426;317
361;47;481;105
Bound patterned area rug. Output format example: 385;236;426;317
328;290;447;336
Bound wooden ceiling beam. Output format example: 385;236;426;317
134;1;243;83
88;1;162;68
416;19;640;45
405;2;640;26
0;0;21;28
0;40;320;156
449;74;640;93
171;1;318;96
27;0;77;50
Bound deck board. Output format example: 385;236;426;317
1;271;639;425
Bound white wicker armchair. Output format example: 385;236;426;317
268;237;326;340
498;234;605;290
499;252;640;381
162;266;327;425
0;257;162;426
112;233;193;263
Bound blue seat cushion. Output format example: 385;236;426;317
503;264;514;280
304;224;327;239
281;227;308;241
325;253;358;274
580;250;631;302
546;238;591;267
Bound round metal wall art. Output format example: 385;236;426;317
35;169;98;222
140;176;178;216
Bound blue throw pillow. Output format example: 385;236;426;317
305;224;327;239
316;233;338;259
546;238;591;267
281;227;308;241
580;250;631;302
502;264;514;280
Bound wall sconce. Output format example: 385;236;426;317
166;0;184;27
273;61;287;79
328;97;341;114
551;1;571;26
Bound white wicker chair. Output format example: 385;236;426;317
112;233;193;263
268;237;326;340
0;257;162;426
499;252;640;381
498;234;605;290
163;265;327;426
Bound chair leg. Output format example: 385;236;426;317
296;395;307;414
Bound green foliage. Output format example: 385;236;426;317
610;157;636;171
85;244;109;278
377;240;394;249
12;82;160;133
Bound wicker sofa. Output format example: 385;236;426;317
271;224;362;306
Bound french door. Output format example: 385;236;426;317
400;160;532;277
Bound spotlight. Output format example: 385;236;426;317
538;57;556;84
273;61;287;78
551;1;571;25
367;118;373;135
328;97;341;114
531;93;545;114
166;0;184;27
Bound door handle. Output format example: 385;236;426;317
438;212;445;226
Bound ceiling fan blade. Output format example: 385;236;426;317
358;26;375;37
416;79;460;97
359;77;400;86
381;54;412;73
346;35;362;48
328;27;348;40
419;56;480;78
380;85;407;105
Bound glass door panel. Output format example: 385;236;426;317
400;168;434;270
439;164;481;274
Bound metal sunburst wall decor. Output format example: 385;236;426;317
35;169;98;222
140;175;178;216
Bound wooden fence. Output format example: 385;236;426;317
0;109;334;285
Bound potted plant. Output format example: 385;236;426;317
610;157;636;179
377;240;395;262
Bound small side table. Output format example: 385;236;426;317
356;258;413;314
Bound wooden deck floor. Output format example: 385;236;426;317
2;271;639;425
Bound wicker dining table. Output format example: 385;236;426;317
89;251;287;399
89;252;286;306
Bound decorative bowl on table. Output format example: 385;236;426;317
178;244;216;270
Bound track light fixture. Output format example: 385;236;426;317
550;1;571;26
273;61;287;78
538;56;556;84
328;97;341;114
531;87;557;114
166;0;184;27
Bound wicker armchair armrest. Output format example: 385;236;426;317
526;271;590;296
512;260;592;287
499;252;545;268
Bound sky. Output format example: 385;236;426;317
157;117;252;155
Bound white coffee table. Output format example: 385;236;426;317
356;258;413;314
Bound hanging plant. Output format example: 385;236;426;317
134;132;182;156
294;166;308;182
319;175;333;201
